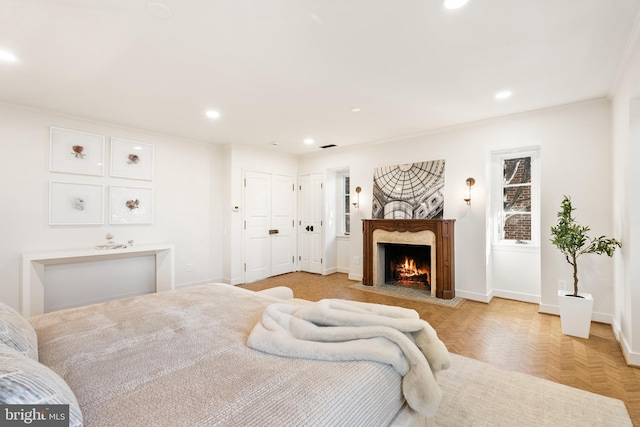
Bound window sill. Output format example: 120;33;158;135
492;243;540;253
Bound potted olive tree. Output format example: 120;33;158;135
550;195;621;338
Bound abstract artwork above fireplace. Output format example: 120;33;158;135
371;159;445;219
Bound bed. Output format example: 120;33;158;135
1;283;447;426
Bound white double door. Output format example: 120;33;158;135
298;173;323;274
244;171;295;283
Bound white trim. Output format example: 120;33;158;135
324;267;338;275
612;319;640;367
490;147;541;247
491;243;540;253
455;289;493;303
492;289;540;304
538;303;613;325
337;171;350;235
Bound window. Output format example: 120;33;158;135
492;148;539;245
343;175;351;235
503;156;531;241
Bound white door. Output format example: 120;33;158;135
244;171;295;283
270;174;296;276
299;173;323;274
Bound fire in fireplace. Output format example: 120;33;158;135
384;244;431;290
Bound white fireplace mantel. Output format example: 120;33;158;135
20;244;175;317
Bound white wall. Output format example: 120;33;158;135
611;31;640;365
0;97;622;337
0;103;223;310
299;99;614;315
336;236;350;273
491;247;541;304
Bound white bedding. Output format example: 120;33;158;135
247;299;450;417
29;284;428;426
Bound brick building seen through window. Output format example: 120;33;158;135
502;156;532;241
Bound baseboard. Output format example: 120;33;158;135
455;289;493;303
348;273;362;282
324;267;338;275
459;289;542;304
538;303;559;316
491;289;540;304
336;267;349;274
612;319;640;367
538;303;612;325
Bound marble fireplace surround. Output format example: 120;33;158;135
362;219;455;299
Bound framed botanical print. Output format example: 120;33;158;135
110;137;154;180
110;186;153;224
49;181;104;225
50;127;105;176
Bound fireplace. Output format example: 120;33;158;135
362;219;455;299
383;243;431;290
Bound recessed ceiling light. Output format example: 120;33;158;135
351;107;361;113
205;110;221;119
304;138;315;145
0;49;18;63
494;90;512;100
443;0;469;10
147;2;173;20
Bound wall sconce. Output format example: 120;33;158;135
352;186;362;209
464;178;475;205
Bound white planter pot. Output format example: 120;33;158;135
557;290;593;339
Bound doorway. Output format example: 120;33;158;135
298;173;323;274
243;171;295;283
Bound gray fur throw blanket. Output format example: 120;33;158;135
247;298;450;417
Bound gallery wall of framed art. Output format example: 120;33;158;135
48;127;155;226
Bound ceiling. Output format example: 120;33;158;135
1;0;639;155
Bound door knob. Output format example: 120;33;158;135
309;225;314;232
305;226;310;231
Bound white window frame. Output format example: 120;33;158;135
491;147;540;247
337;172;350;236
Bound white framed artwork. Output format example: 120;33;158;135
110;137;154;180
49;182;104;225
110;186;153;224
50;127;105;176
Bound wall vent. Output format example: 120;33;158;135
320;144;337;149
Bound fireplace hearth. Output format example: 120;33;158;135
362;219;455;299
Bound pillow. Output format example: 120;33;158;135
0;300;38;361
256;286;294;299
0;345;83;427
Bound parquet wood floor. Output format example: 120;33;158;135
240;272;640;426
